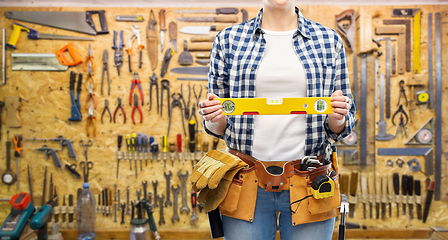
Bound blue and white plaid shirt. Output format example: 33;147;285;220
205;7;356;157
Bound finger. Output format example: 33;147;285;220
331;112;345;121
330;102;351;110
332;108;348;116
199;99;222;108
199;105;222;116
207;93;219;101
332;90;343;97
209;112;225;123
203;109;223;122
330;96;348;102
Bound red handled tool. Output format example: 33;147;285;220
113;97;126;123
132;94;143;124
129;72;144;106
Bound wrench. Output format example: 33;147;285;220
114;203;117;222
158;194;165;225
136;189;142;200
171;184;180;223
178;170;191;214
148;192;152;205
126;189;131;215
190;190;199;226
152;180;159;208
142;181;148;199
114;184;117;201
120;203;126;224
117;189;121;211
164;171;173;207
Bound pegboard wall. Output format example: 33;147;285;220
0;4;447;234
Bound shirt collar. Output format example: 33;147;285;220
254;6;310;40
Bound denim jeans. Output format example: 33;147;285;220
222;186;335;240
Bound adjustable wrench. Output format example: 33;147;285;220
164;171;173;207
126;188;131;215
178;170;191;214
158;194;165;225
152;180;159;208
171;184;180;223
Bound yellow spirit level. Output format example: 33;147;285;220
217;97;332;115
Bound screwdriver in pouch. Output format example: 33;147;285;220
14;134;22;190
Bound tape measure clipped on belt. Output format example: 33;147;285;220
217;97;332;115
311;174;335;199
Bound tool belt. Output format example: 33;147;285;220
228;149;330;192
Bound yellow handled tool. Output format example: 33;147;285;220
216;97;332;115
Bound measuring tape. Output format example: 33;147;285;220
416;90;429;104
217;97;332;115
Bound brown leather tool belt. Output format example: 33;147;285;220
228;149;331;192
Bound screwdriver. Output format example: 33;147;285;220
188;119;196;167
177;134;183;161
162;135;167;168
14;134;22;190
143;134;149;166
126;135;132;170
401;175;408;215
131;132;137;178
137;133;143;170
116;135;122;179
393;173;400;217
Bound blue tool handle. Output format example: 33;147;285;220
138;133;142;152
143;135;148;152
149;136;154;152
113;31;117;49
120;30;124;49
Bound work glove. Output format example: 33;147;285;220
197;162;246;212
191;150;247;191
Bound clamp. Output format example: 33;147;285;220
149;73;159;113
397;80;408;106
125;25;144;72
86;100;96;137
160;79;170;117
112;30;125;76
129;72;144;106
132;94;143;124
168;92;187;136
101;99;112;123
85;83;97;110
114;97;126;123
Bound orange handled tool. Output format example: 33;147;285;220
55;43;83;66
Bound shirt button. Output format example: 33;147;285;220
247;128;251;133
251;67;255;71
261;42;264;46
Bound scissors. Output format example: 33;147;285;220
79;140;93;182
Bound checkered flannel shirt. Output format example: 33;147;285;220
204;7;356;157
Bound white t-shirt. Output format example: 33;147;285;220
252;28;307;161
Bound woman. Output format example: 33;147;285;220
197;0;356;239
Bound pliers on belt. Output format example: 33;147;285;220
132;93;143;124
167;92;186;136
87;100;96;137
101;49;110;96
85;83;97;110
112;30;125;76
101;99;112;123
114;97;126;123
129;72;144;106
149;73;159;113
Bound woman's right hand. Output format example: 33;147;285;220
198;93;224;123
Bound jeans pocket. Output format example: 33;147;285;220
220;178;243;213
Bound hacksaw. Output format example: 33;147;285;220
216;97;332;115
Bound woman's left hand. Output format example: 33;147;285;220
329;90;351;121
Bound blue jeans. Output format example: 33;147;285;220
222;186;335;240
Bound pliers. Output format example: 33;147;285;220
132;93;143;124
129;72;144;106
126;25;144;72
181;83;191;120
83;43;95;73
85;83;97;110
191;84;203;121
392;105;409;126
112;30;125;76
101;99;112;123
149;73;159;113
397;80;408;106
101;49;110;96
84;61;96;91
114;97;126;123
167;92;186;136
86;100;96;137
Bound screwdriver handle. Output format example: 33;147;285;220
349;171;358;196
14;134;22;157
382;174;388;203
388;173;395;202
162;135;167;153
126;135;131;152
196;130;202;152
375;173;381;202
361;173;367;202
117;135;123;151
176;134;182;153
189;120;196;153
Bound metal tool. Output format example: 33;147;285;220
435;12;442;200
168;93;187;136
397;80;408;106
65;164;82;179
121;203;126;224
5;10;109;35
149;73;159;113
360;173;367;219
101;100;111;124
387;173;394;217
164;171;172;207
413;11;421;74
86;99;96;137
401;175;408;215
13;134;22;190
11;53;68;71
143;135;149;166
34;145;63;169
79;140;93;182
113;97;126;123
190;191;199;226
27;165;34;205
137;133;143;170
126;189;131;215
2;27;5;85
159;9;166;53
406;118;434;145
126;25;144;72
178;40;194;65
428;13;434;109
42;167;47;206
115;15;144;22
423;181;434;223
175;8;238;14
170;66;208;75
181;84;191;120
171;184;180;223
360;53;367;166
132;94;143;124
131;133;138;178
118;189;121;211
177;16;238;23
381;20;410;73
375;73;394;141
367;173;374;218
68;72;82;121
112;30;124;76
377;37;396;118
178;170;191;214
152;181;159;208
179;25;228;35
161;48;174;77
101;50;110;96
381;174;387;220
375;173;381;219
158;195;165;225
169;22;178;52
160;79;170;117
2;132;16;186
130;72;144;106
147;10;158;71
407;158;422;173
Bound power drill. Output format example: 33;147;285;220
30;196;60;240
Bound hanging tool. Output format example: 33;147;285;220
178;40;194;65
126;25;144;72
168;93;187;136
160;9;166;52
112;30;125;76
69;71;82;121
180;25;228;35
367;173;374;219
174;8;239;14
355;8;380;53
55;42;83;67
387;173;394;217
131;133;138;178
2;28;5;85
162;135;168;168
85;83;97;110
177;134;184;161
184;42;213;51
79;140;93;182
377;37;396;118
129;72;144;106
2;131;16;187
11;53;69;71
415;180;423;219
138;133;143;170
83;44;95;73
381;174;388;220
406;117;434;145
116;135;123;179
169;22;178;52
190;36;215;42
101;99;112;124
7;22;94;49
394;114;408;138
147;10;158;71
101;50;110;96
401;175;408;215
132;94;143;125
347;171;358;218
161;48;174;77
188;119;197;167
42;167;47;206
5;10;109;35
65;164;82;179
4;97;22;128
335;9;355;52
392;105;408;127
149;73;159;113
34;145;63;169
435;12;442;200
84;61;96;92
427;13;434;109
379;21;409;73
28;165;34;205
375;73;394;141
13;134;22;190
126;135;132;170
86;100;97;137
143;135;149;166
170;66;208;75
181;84;191;120
423;181;434;223
26;136;78;161
0;101;2;139
375;173;381;219
407;175;414;219
177;16;238;23
115;15;144;22
160;79;170;117
113;97;126;123
397;80;408;106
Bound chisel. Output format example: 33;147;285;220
407;175;414;219
388;173;395;217
415;180;422;220
422;181;434;223
361;173;368;219
375;173;381;219
340;173;350;202
174;8;239;14
393;173;400;217
381;174;388;220
368;173;375;218
401;175;408;214
348;171;358;218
